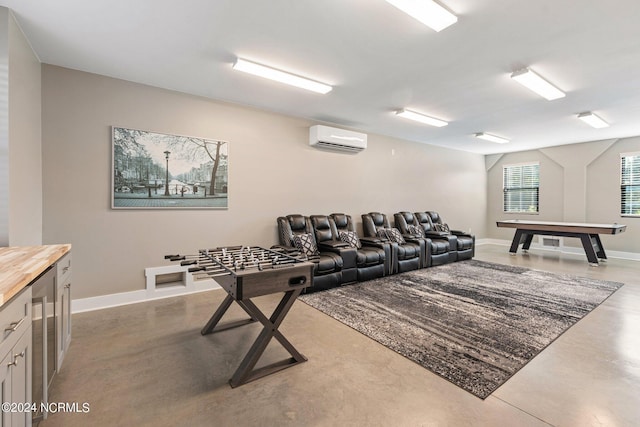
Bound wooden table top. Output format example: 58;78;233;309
0;244;71;307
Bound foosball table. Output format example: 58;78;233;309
165;246;313;387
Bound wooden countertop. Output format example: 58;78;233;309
0;244;71;307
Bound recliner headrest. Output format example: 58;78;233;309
415;212;429;223
400;211;414;222
287;214;307;231
331;213;349;228
427;211;441;223
369;212;385;226
312;215;331;230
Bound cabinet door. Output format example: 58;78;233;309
10;329;32;427
0;351;12;427
56;277;71;372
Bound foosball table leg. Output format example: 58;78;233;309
229;288;307;388
201;294;257;335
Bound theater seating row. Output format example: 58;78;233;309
275;211;475;292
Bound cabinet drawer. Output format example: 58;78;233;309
57;252;72;284
0;286;32;357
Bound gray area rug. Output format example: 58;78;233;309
299;259;623;399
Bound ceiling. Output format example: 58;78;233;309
3;0;640;155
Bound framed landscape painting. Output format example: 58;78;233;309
112;126;229;209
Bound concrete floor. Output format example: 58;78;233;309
41;244;640;427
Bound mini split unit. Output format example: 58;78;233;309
309;125;367;153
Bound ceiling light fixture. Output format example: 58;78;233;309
232;58;332;94
395;109;448;127
577;112;609;128
510;68;565;100
474;132;509;144
385;0;457;32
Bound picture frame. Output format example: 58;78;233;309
111;126;228;209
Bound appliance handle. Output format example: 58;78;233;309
32;296;49;420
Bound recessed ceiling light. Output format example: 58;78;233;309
232;58;332;94
395;109;448;127
385;0;457;32
474;132;510;144
577;112;609;128
510;68;565;100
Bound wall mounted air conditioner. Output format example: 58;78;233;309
309;125;367;153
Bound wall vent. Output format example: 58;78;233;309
541;237;562;248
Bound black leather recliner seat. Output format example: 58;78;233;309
361;212;422;273
418;211;475;261
329;213;387;280
309;214;358;284
394;211;451;267
276;214;343;290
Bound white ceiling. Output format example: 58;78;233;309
3;0;640;154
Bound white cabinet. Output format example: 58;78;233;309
0;287;32;427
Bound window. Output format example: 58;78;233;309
621;152;640;217
503;163;539;213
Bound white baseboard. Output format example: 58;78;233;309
476;238;640;261
72;278;220;314
475;238;502;246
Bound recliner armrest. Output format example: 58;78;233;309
401;233;423;239
360;237;389;250
424;231;450;238
403;236;423;244
450;230;473;237
360;237;387;245
318;241;350;250
317;244;357;269
318;242;352;261
270;244;298;253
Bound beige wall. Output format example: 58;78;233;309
0;8;42;246
586;137;640;252
41;65;487;299
8;11;42;246
486;139;640;253
0;8;8;245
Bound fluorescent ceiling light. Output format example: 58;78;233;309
232;58;332;94
577;112;609;128
475;132;509;144
510;68;565;100
385;0;457;32
395;109;448;127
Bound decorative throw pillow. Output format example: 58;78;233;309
408;224;425;237
435;223;450;232
376;229;390;241
386;228;406;244
292;233;319;256
339;230;362;249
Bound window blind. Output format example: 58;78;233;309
621;153;640;216
503;163;539;213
